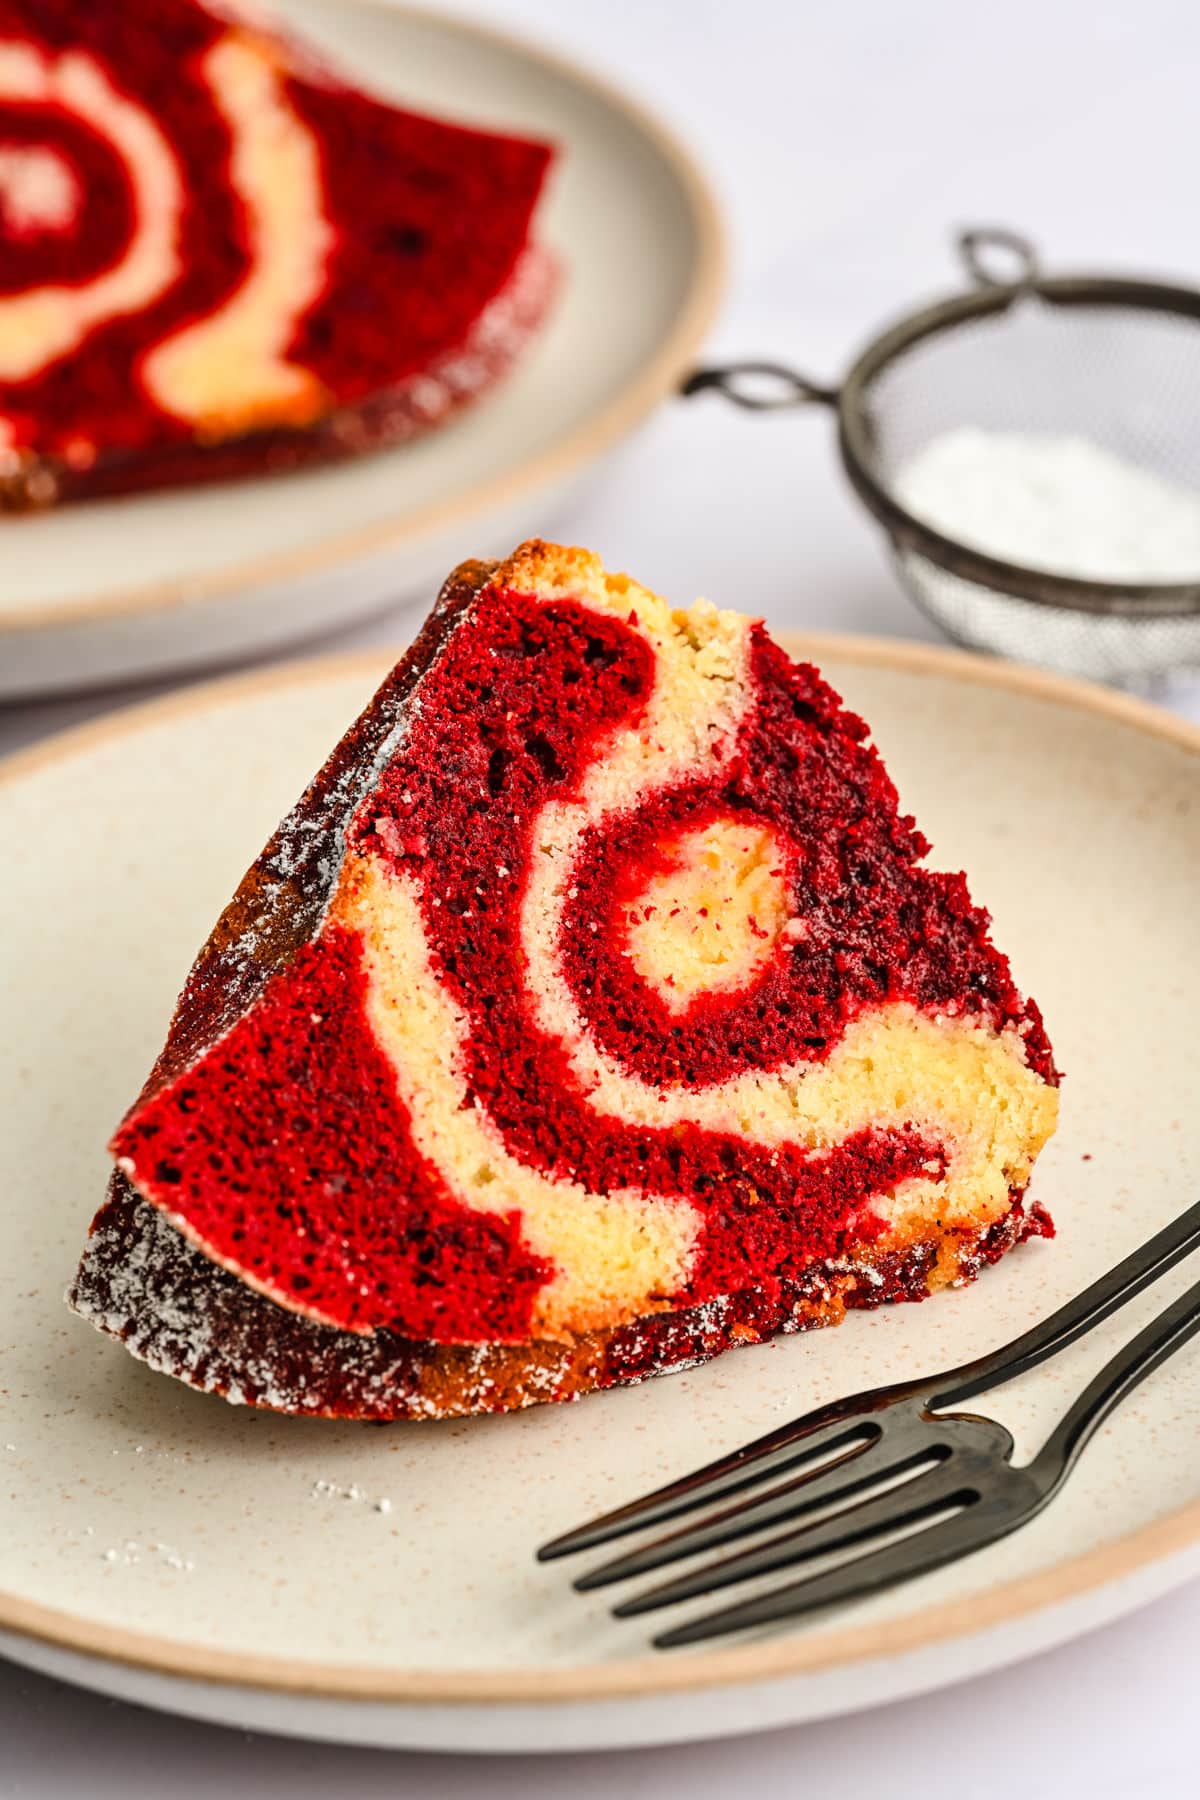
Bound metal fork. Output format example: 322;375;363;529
538;1200;1200;1648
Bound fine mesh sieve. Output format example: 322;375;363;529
685;229;1200;686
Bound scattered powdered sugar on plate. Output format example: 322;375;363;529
311;1477;393;1514
894;428;1200;584
99;1538;195;1572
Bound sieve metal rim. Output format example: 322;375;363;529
684;229;1200;621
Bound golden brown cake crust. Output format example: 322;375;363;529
70;1180;1048;1421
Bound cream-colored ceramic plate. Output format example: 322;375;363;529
1;637;1199;1752
0;0;722;699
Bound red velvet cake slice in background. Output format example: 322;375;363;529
69;542;1060;1419
0;0;556;508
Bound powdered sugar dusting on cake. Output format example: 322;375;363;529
67;1177;1033;1421
69;1185;565;1419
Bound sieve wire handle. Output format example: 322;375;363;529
957;227;1042;292
680;363;839;411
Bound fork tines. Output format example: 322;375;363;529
537;1395;899;1563
538;1209;1200;1648
540;1388;1032;1649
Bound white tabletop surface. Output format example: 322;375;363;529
2;0;1199;1793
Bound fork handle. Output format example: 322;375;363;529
1030;1273;1200;1485
932;1197;1200;1408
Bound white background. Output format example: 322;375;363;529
2;1;1198;1792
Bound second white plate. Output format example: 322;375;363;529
0;0;722;697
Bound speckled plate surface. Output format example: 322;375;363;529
1;636;1198;1752
0;0;722;698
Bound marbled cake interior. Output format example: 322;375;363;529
73;543;1060;1418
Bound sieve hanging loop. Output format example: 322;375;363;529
957;227;1042;294
681;362;839;412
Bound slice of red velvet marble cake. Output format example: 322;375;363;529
0;0;555;508
69;542;1060;1419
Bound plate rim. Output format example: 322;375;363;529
3;631;1199;1705
0;0;725;634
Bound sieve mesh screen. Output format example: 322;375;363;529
854;295;1200;678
